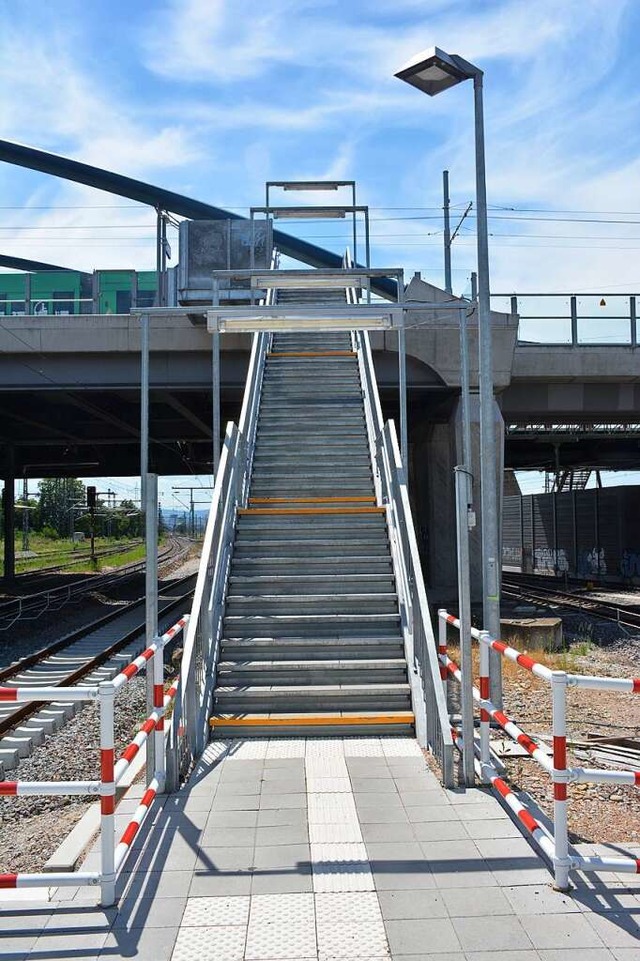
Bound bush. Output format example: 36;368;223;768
41;525;59;540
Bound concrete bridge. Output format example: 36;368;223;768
1;274;638;599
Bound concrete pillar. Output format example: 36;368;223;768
3;451;15;582
411;394;504;608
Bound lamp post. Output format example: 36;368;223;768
395;46;502;706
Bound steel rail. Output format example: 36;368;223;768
502;575;640;631
0;576;196;739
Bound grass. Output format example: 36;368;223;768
0;536;144;576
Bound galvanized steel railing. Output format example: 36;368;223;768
168;329;269;786
356;328;454;787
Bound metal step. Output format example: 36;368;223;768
221;636;404;659
218;658;408;685
213;684;412;712
222;612;402;637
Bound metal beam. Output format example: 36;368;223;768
0;139;397;299
163;393;212;437
62;393;141;438
0;254;87;273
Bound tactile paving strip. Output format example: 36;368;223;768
310;842;374;893
181;896;250;927
305;739;346;759
245;894;316;959
342;737;385;756
171;923;246;961
227;740;269;760
380;737;423;757
315;892;382;925
316;920;390;959
306;777;352;794
309;823;363;844
308;793;359;825
265;738;307;759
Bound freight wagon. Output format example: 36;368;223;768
503;486;640;583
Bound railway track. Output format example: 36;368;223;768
0;572;196;777
12;539;144;577
0;536;190;631
502;573;640;632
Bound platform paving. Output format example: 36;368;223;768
1;737;638;960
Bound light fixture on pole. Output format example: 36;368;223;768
395;46;502;708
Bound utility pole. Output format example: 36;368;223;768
173;486;213;538
443;170;452;294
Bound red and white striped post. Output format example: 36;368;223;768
153;638;166;792
551;670;570;892
437;610;448;704
478;630;491;781
99;681;116;907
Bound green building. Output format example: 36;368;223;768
0;269;159;315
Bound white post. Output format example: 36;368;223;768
551;670;571;891
99;682;116;906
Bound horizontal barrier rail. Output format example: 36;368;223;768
0;614;188;906
438;609;640;889
491;292;640;346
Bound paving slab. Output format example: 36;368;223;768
3;736;638;961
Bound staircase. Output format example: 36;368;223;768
210;292;414;737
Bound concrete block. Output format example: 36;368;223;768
500;616;563;651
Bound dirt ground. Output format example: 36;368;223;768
446;619;640;846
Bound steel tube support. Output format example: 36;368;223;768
454;467;475;786
145;474;158;784
473;72;502;708
443;170;452;294
552;670;571;891
3;452;15;583
140;312;149;506
437;610;449;705
212;331;221;477
99;682;116;907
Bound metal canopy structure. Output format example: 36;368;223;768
0;254;86;273
0;139;396;299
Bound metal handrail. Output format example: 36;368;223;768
168;330;269;786
356;328;454;786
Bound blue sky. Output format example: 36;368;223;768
2;0;640;504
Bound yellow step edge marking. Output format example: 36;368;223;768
210;714;415;728
238;507;385;515
249;496;376;504
268;350;356;356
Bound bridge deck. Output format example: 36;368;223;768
1;737;637;959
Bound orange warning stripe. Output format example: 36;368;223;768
249;496;376;504
268;350;355;357
238;507;385;515
210;713;415;728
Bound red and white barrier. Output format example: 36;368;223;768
438;608;640;891
0;614;188;907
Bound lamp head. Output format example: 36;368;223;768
395;46;479;96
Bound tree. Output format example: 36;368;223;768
35;478;86;536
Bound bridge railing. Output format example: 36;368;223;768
356;325;454;787
492;292;639;346
438;609;640;890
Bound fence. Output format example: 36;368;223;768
438;609;639;889
491;292;639;346
0;615;188;906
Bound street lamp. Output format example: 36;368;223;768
395;46;502;707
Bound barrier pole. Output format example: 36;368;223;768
479;630;491;781
99;682;116;907
552;670;571;891
454;467;475;786
145;473;158;783
153;636;166;792
437;610;448;704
